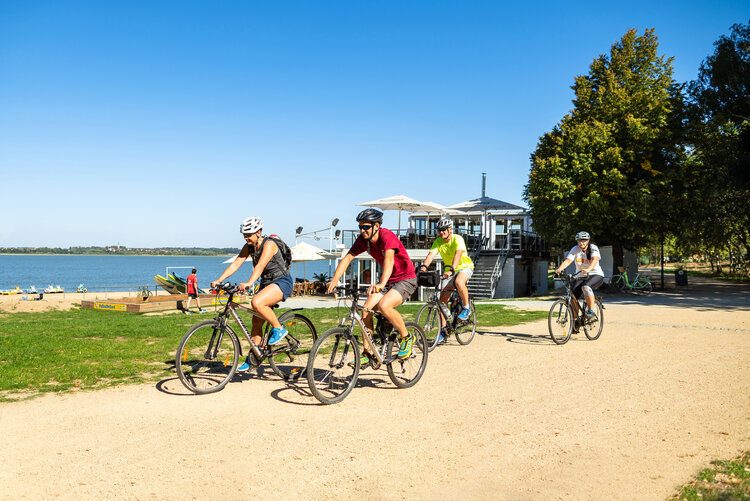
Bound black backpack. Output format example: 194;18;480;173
267;235;292;270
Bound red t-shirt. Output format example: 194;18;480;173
186;274;197;294
349;227;415;283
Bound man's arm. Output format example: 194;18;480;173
326;253;355;294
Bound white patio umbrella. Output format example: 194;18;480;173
357;194;444;235
290;241;334;281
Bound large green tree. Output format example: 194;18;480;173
681;21;750;273
524;29;686;272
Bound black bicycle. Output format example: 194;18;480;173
175;282;317;394
548;273;604;345
414;268;476;352
306;284;428;405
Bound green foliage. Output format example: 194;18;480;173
669;451;750;501
680;21;750;275
525;29;686;271
312;272;330;284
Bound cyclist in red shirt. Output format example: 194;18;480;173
326;208;417;367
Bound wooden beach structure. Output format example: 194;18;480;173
81;293;246;313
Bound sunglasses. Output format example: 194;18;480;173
577;239;589;243
438;228;450;233
358;224;373;231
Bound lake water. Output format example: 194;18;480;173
0;255;335;292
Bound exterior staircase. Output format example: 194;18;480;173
467;250;508;299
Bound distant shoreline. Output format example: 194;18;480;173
0;249;238;257
0;253;236;257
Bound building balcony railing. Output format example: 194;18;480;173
338;228;549;254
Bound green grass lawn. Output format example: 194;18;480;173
0;303;547;401
668;451;750;500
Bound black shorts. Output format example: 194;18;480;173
188;292;198;299
571;275;604;300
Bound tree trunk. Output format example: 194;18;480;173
612;240;624;276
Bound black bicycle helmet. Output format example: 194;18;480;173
356;208;383;224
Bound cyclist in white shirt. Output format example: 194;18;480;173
554;231;604;329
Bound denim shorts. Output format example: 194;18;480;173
260;274;293;301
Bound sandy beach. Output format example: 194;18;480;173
0;276;748;499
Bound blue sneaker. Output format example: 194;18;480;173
458;307;471;321
437;329;447;343
237;356;252;372
268;327;288;345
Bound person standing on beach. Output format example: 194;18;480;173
185;268;203;314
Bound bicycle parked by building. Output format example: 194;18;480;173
548;272;604;345
610;266;653;293
175;282;317;394
306;283;428;405
414;268;476;352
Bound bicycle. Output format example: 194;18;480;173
610;266;653;293
306;283;428;405
175;282;317;394
548;272;604;345
414;268;476;352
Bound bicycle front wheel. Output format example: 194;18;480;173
454;301;477;345
415;302;443;352
176;320;240;394
306;327;360;405
583;300;604;340
548;299;573;345
267;313;317;382
386;322;428;388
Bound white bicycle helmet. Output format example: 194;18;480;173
240;217;263;234
575;231;590;240
436;217;453;230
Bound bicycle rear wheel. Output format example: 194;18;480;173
454;301;476;345
267;313;317;382
386;322;428;388
176;320;240;394
637;279;653;293
548;299;573;345
306;327;360;405
415;302;443;352
583;300;604;340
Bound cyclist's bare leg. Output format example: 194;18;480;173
250;315;264;346
361;291;382;353
378;289;408;338
454;272;470;307
251;284;284;334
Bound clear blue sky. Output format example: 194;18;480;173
1;1;746;248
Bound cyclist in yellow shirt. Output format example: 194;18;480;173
419;218;474;342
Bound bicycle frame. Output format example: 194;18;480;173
558;273;589;316
424;285;465;332
214;289;302;363
337;287;396;367
613;268;650;291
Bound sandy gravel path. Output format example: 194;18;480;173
0;277;748;500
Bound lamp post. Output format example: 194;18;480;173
328;218;339;253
